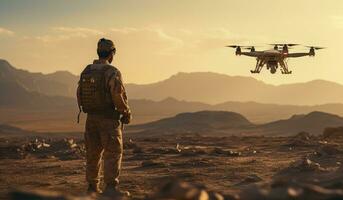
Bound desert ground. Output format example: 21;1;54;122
1;131;343;200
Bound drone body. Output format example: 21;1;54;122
227;44;324;74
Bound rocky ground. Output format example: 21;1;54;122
1;132;343;200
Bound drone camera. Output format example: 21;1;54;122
235;46;242;55
309;48;315;56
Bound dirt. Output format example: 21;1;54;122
1;134;343;199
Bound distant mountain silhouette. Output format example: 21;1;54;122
0;79;75;108
2;59;343;105
0;59;78;97
132;111;343;136
126;72;343;105
129;97;210;123
0;60;343;105
2;78;343;124
2;58;343;132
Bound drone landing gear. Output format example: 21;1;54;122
279;60;292;75
250;70;260;74
251;59;264;74
281;71;292;74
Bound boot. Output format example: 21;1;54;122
102;183;130;197
87;183;101;194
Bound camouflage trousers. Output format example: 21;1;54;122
84;114;123;186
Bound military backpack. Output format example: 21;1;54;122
78;65;117;115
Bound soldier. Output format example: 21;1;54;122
77;38;131;195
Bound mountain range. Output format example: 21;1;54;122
126;72;343;105
2;59;343;105
0;59;77;97
1;59;343;132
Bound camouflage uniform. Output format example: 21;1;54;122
77;58;130;188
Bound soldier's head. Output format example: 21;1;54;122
97;38;116;63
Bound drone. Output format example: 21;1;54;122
226;44;325;74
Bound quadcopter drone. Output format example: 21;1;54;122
226;44;325;74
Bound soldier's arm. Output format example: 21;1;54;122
109;71;131;114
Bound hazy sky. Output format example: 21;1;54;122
0;0;342;85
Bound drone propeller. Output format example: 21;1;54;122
278;47;293;50
226;45;256;48
242;46;255;50
287;44;300;47
270;43;300;47
226;45;240;48
305;46;326;50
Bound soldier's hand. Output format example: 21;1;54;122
121;111;132;124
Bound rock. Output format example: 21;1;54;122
279;158;326;175
23;138;51;152
66;139;77;148
9;138;86;160
238;174;263;185
228;150;241;157
297;158;324;172
300;184;343;199
295;131;311;140
149;147;181;154
212;147;227;155
176;143;182;153
287;186;304;198
51;139;85;160
53;138;78;149
211;148;241;157
102;188;131;199
179;148;207;157
316;145;341;156
285;133;317;147
241;177;343;200
124;138;143;152
286;139;314;147
123;138;135;149
152;179;225;200
208;192;225;200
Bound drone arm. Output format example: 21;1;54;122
240;52;260;57
286;53;311;58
